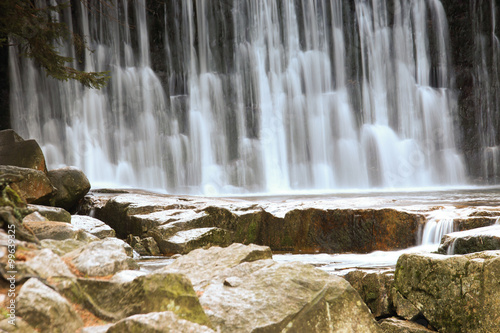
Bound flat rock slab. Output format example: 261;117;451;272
394;251;500;333
63;238;138;277
71;215;116;238
438;225;500;254
157;243;382;333
378;317;435;333
16;248;75;280
27;204;72;222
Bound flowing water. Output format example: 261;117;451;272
9;0;474;195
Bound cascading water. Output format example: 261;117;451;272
9;0;466;194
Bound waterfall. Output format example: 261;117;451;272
9;0;467;194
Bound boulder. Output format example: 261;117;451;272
63;238;139;277
343;270;394;318
378;318;435;333
0;206;39;244
71;215;115;239
157;243;383;333
16;248;75;280
106;311;215;333
27;204;71;222
0;165;55;204
394;251;500;333
23;221;96;241
80;324;113;333
391;288;421;321
17;278;83;332
0;129;47;172
438;225;500;254
48;167;91;211
64;272;211;325
141;237;161;256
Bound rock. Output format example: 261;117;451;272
80;324;113;333
17;278;83;332
22;211;48;222
40;238;88;256
63;238;139;277
392;288;421;321
0;318;37;332
27;204;72;222
394;251;500;333
161;227;233;254
71;215;115;239
438;225;500;254
0;206;39;244
67;272;211;325
106;311;215;333
158;243;383;333
24;221;96;241
48;167;91;211
127;234;148;256
343;270;394;318
141;237;161;256
109;270;147;283
378;317;435;333
16;248;75;279
0;129;47;172
0;165;55;204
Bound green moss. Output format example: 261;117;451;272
246;220;258;243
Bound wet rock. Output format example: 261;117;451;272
161;227;233;254
157;243;382;333
17;278;83;332
0;129;47;172
0;165;55;204
63;238;138;277
394;251;500;333
106;311;215;333
392;288;421;321
71;215;115;239
438;225;500;254
16;248;75;280
27;204;71;222
48;167;91;211
378;317;435;333
343;269;394;318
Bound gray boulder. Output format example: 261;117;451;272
63;238;139;277
394;251;500;333
0;165;55;204
71;215;116;239
161;227;233;254
158;243;382;333
48;167;91;211
16;248;75;280
17;278;83;332
40;238;88;256
27;204;72;222
106;311;215;333
24;220;97;241
0;129;47;172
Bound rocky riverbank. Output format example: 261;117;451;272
2;130;500;332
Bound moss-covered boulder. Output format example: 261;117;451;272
394;251;500;333
0;165;55;204
48;167;91;211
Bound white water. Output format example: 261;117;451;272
10;0;466;194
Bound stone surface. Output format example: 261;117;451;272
64;272;211;325
392;288;421;321
27;204;72;222
86;191;425;254
17;278;83;332
378;318;435;333
0;165;55;204
48;167;91;211
162;227;233;254
158;243;382;333
343;270;394;318
16;248;75;279
141;237;161;256
63;238;139;276
394;251;500;333
106;311;215;333
0;318;37;333
0;129;47;172
40;238;88;256
438;225;500;254
24;220;95;241
71;215;115;238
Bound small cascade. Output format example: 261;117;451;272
421;217;455;245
